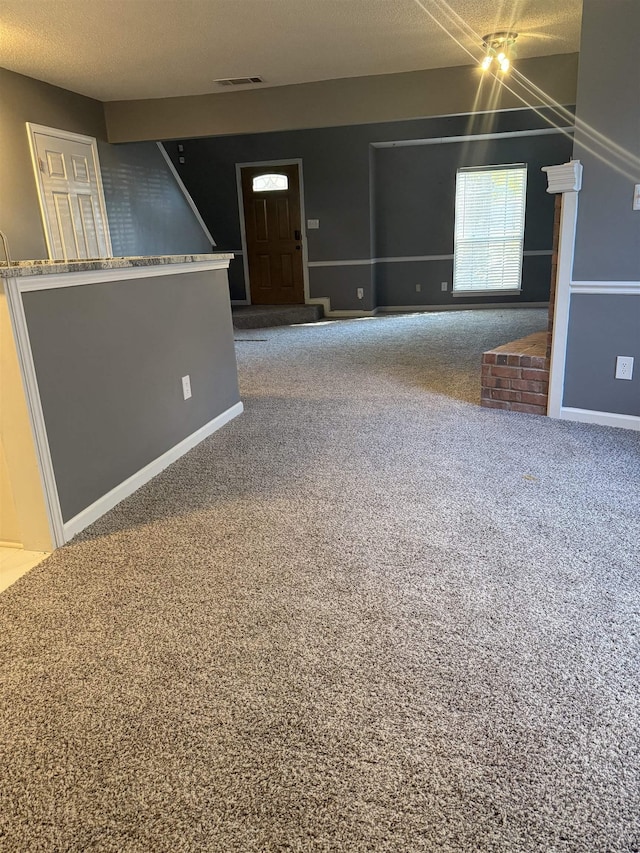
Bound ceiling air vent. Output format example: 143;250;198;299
214;76;264;87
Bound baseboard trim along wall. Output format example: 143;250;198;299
62;401;244;542
559;406;640;431
377;302;548;313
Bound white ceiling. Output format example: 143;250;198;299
0;0;582;102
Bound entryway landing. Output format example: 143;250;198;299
232;304;323;329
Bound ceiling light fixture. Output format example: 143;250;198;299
480;32;518;74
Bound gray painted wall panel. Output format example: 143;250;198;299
572;0;640;282
375;256;552;307
23;269;239;520
309;266;374;311
563;295;640;416
98;142;213;256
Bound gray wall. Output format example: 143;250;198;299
564;295;640;416
98;141;213;256
563;0;640;416
23;269;239;521
104;53;578;144
166;108;573;308
0;66;212;262
572;1;640;282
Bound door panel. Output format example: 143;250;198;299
30;126;111;261
241;164;304;305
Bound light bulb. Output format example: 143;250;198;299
500;57;510;73
481;55;492;71
497;51;506;62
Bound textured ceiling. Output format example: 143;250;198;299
0;0;582;102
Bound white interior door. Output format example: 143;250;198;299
27;124;112;261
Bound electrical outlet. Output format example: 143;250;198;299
357;287;364;300
182;374;192;399
416;284;421;292
441;281;448;291
615;356;634;380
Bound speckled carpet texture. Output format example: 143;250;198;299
2;309;639;853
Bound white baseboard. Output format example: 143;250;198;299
560;406;640;431
62;401;244;542
378;302;548;313
325;308;379;318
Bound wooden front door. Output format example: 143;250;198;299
240;164;305;304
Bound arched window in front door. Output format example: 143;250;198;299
252;173;289;192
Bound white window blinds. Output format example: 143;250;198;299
453;164;527;293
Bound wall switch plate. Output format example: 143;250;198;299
633;185;640;211
178;156;185;164
441;281;448;291
182;374;192;399
615;356;634;380
416;284;421;292
307;219;320;229
356;287;364;300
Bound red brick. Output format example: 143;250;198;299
496;354;509;365
511;379;548;393
481;399;511;410
481;386;491;399
521;368;549;381
491;388;521;402
482;353;497;365
529;356;548;369
521;391;548;406
507;355;522;366
491;366;522;379
511;402;546;415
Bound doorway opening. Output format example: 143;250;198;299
237;161;307;305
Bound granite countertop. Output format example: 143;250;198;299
0;253;234;278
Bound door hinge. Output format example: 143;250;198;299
38;157;46;174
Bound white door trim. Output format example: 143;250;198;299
235;158;312;307
26;122;113;260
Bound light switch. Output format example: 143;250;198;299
633;184;640;211
307;219;320;229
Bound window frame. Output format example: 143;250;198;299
452;163;528;297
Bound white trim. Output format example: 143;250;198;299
323;309;379;318
308;258;373;268
570;281;640;295
453;289;521;297
4;277;65;547
231;299;251;306
547;192;579;418
26;123;113;260
236;159;310;307
377;302;548;313
307;250;552;268
62;402;244;541
372;126;574;149
15;259;232;293
559;407;640;431
156;143;216;247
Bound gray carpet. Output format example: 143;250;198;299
2;309;639;852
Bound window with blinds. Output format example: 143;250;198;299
453;164;527;293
